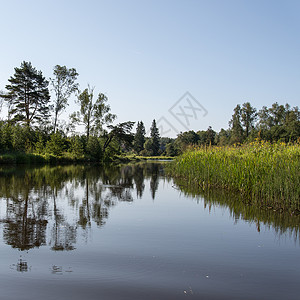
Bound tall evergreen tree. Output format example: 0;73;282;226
150;119;160;156
50;65;79;133
133;121;146;154
1;61;51;127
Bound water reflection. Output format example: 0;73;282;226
172;177;300;242
0;162;299;253
0;163;165;251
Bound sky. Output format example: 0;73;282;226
0;0;299;137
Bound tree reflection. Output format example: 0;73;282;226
2;171;48;250
1;162;299;252
133;164;145;198
149;163;160;200
0;163;165;251
78;177;91;229
51;191;76;251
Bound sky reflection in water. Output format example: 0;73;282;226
0;163;299;300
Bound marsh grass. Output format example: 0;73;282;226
167;141;300;213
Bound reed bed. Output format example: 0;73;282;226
167;141;300;212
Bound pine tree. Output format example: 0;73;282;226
150;119;160;156
2;61;51;127
134;121;146;154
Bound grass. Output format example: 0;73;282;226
167;141;300;213
0;152;86;165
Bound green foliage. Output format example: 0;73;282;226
11;124;27;152
46;133;65;156
229;104;244;144
70;86;116;139
86;136;102;161
0;154;16;164
159;137;173;154
241;102;257;137
35;134;45;154
149;119;160;156
69;135;85;158
0;122;13;152
133;121;146;154
2;61;51;127
215;128;230;146
165;142;176;157
103;121;135;155
1;63;299;162
143;138;154;156
175;130;199;154
167;142;300;213
0;153;46;164
197;127;217;146
50;65;79;133
102;139;121;161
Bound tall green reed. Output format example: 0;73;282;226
167;142;300;212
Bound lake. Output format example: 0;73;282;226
0;162;299;300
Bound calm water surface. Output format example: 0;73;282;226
0;163;299;300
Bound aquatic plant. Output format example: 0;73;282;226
167;141;300;212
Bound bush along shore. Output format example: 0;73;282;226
0;153;88;165
0;152;174;165
167;141;300;214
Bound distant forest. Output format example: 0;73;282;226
0;61;299;161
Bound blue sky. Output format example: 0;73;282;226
1;0;299;137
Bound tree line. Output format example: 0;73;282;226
133;101;300;157
0;61;136;161
0;61;299;160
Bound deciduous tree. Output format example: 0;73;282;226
229;104;244;144
103;121;135;154
70;86;116;139
241;102;257;138
50;65;79;133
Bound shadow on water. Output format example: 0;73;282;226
0;162;166;251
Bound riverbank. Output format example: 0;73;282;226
167;142;300;213
0;152;87;165
0;152;174;165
